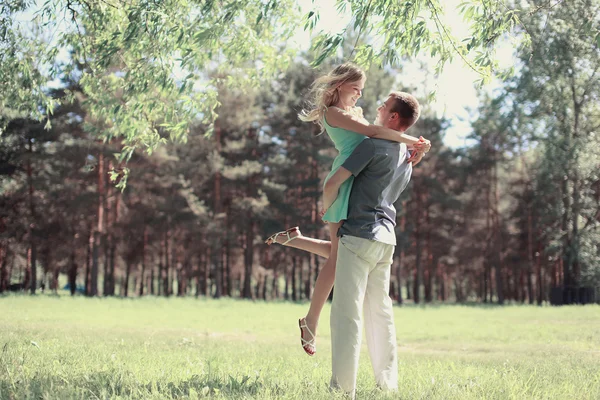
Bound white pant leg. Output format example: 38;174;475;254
363;243;398;391
330;236;379;398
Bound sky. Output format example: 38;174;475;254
14;0;517;149
292;0;516;148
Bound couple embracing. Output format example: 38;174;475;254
266;63;431;397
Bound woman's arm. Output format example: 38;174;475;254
325;107;429;151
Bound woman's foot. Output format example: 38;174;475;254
299;317;317;356
264;227;302;246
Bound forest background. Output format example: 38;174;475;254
1;0;599;306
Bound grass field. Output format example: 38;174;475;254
0;295;599;399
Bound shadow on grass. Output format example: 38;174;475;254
391;300;552;309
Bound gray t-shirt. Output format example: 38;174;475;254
337;138;413;245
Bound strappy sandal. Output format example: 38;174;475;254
299;317;316;356
264;227;300;245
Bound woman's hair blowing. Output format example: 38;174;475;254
299;63;365;132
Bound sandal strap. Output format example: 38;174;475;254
299;318;316;354
299;319;316;341
282;231;297;245
265;230;285;244
266;227;298;246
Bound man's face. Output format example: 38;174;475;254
374;96;397;129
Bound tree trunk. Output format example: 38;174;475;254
454;277;463;303
170;240;177;296
103;236;110;296
414;185;422;304
396;201;406;304
424;267;432;303
139;228;147;296
0;245;8;293
85;229;92;295
50;266;58;293
536;241;543;305
304;254;312;300
213;241;222;298
492;163;504;305
396;257;403;305
107;244;116;296
291;255;297;302
571;173;580;287
272;257;279;300
108;188;120;296
518;268;525;303
262;274;268;300
68;250;77;296
204;247;210;297
284;261;290;300
123;262;131;297
150;259;155;295
194;253;201;297
163;229;170;297
527;204;535;304
425;206;433;303
438;262;446;301
242;220;255;299
157;237;164;296
103;160;112;296
90;152;105;297
26;138;37;295
561;164;572;287
213;120;223;298
225;217;232;297
178;260;188;296
570;86;581;289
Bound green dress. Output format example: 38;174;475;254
322;114;367;223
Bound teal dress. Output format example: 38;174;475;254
322;115;367;223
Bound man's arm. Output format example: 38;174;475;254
323;167;353;212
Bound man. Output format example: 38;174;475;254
322;91;425;398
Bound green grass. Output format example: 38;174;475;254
1;296;599;399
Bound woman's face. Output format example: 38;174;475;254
337;77;365;107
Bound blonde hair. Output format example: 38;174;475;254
299;63;366;132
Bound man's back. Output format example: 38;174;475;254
338;138;413;245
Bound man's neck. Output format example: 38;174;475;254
384;124;404;133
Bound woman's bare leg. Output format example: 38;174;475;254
270;228;331;259
300;221;342;351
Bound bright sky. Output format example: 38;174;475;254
293;0;516;148
15;0;516;148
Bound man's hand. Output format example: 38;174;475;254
407;150;424;166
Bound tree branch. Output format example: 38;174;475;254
426;0;482;76
349;0;373;59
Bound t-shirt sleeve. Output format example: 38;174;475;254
341;140;375;177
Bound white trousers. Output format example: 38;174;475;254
330;235;398;398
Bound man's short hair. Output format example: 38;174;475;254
388;92;421;129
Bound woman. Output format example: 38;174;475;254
265;63;430;356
